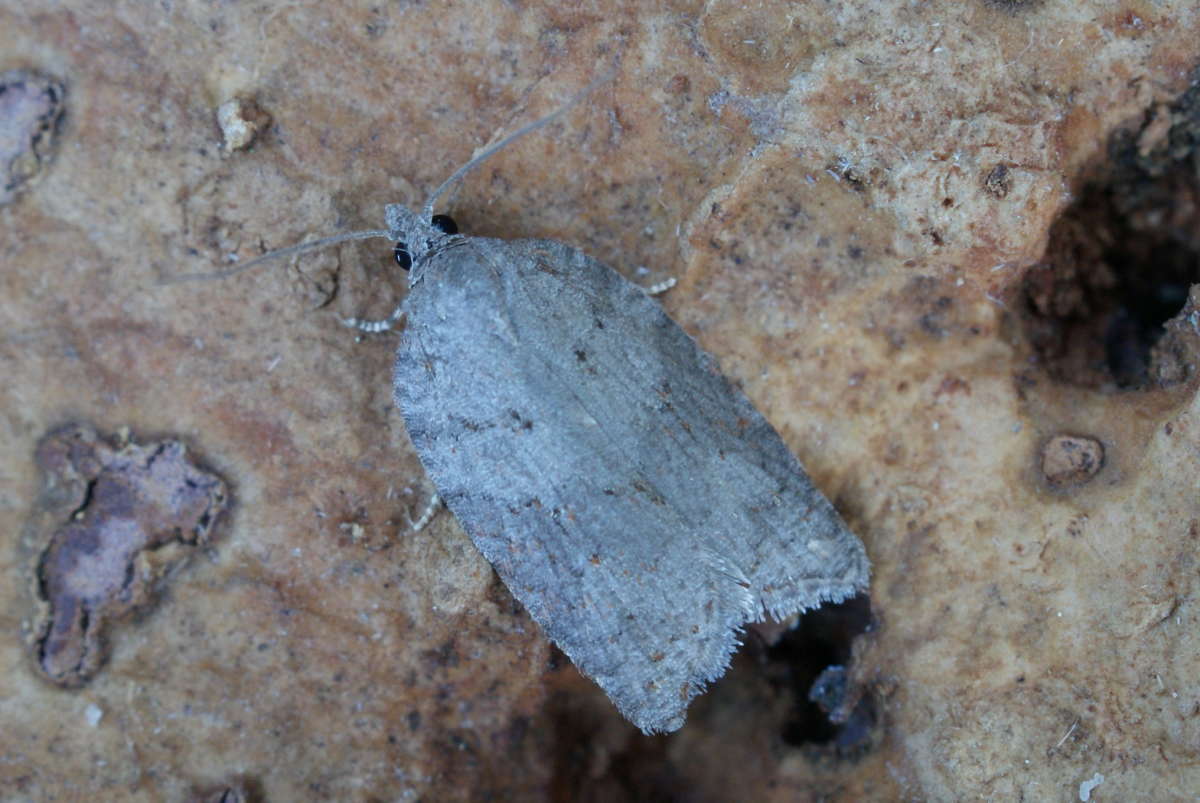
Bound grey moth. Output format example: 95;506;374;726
383;202;869;733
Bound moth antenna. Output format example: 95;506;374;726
161;228;391;284
421;67;616;221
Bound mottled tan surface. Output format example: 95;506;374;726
1;1;1199;800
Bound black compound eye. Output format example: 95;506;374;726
393;241;412;270
431;214;458;235
394;216;456;270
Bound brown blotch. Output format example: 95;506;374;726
1041;434;1105;488
936;375;972;397
27;424;227;687
666;74;690;95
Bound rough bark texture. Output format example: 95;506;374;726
1;1;1198;800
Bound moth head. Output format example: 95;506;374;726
385;204;458;275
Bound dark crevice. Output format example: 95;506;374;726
1022;73;1200;389
76;603;91;659
544;594;878;800
34;545;53;611
143;442;170;469
119;550;138;601
68;478;97;520
33;550;52;669
765;593;876;750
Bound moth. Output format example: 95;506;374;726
188;79;870;733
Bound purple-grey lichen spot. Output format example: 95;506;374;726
29;424;227;687
1041;434;1105;488
0;69;65;205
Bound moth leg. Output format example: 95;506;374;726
645;277;677;296
343;305;405;333
406;492;442;533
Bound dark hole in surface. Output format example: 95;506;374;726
1023;174;1199;388
765;593;875;749
1022;79;1200;389
542;594;877;801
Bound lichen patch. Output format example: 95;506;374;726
0;69;65;205
27;425;227;687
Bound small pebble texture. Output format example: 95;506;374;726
1;1;1198;800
